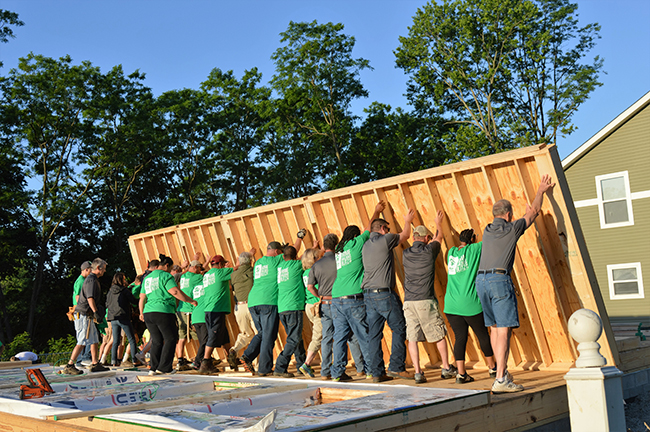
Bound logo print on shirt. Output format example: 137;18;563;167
203;272;216;286
336;250;352;269
144;277;159;295
448;255;468;275
180;277;190;289
193;284;204;299
255;264;268;279
277;267;289;283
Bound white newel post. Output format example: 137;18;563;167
564;308;626;432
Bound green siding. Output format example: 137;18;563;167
565;103;650;319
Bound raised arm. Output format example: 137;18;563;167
399;209;416;244
524;174;555;228
365;201;386;232
431;210;444;244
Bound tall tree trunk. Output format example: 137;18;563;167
26;239;48;336
0;282;13;342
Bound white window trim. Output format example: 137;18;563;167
595;171;634;229
607;262;644;300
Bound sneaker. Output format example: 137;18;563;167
320;375;331;381
121;360;134;368
491;378;524;393
148;370;162;376
355;371;365;377
62;363;84;375
198;359;218;375
299;364;315;378
177;357;189;366
332;373;353;382
441;365;458;379
135;352;146;364
414;373;427;384
273;371;295;378
366;374;372;380
156;369;177;375
387;370;414;380
227;349;240;371
456;373;475;384
489;367;497;378
176;363;193;371
240;356;255;375
80;360;92;367
372;375;393;383
490;369;512;381
90;363;109;372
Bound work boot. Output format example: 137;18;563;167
121;360;134;368
63;363;83;375
90;363;109;372
387;370;414;380
227;349;240;371
273;371;295;378
372;375;393;383
240;355;255;375
198;359;218;375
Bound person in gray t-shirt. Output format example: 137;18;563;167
477;174;554;394
362;208;415;380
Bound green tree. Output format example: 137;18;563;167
270;20;371;189
1;54;105;335
395;0;602;155
0;9;24;68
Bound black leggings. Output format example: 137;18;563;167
446;312;494;361
144;312;178;373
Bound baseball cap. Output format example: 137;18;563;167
80;261;92;270
210;255;226;265
189;260;201;267
413;225;432;238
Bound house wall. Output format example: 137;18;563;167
565;106;650;320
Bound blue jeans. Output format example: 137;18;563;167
274;310;306;373
475;273;519;328
331;297;369;378
319;302;334;377
111;317;138;365
365;290;407;377
349;333;365;373
244;305;279;375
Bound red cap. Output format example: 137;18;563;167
210;255;226;265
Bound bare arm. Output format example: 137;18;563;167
399;208;416;244
431;210;444;244
307;284;319;299
139;292;146;322
365;201;386;233
168;286;198;307
524;174;556;228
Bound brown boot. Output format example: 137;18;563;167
198;358;218;375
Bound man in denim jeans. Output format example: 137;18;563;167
362;208;415;381
476;174;554;393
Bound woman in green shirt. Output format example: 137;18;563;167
139;255;197;375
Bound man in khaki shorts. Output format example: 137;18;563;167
402;211;456;384
227;250;257;370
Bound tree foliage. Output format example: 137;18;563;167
395;0;602;157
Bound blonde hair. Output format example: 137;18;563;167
301;248;320;270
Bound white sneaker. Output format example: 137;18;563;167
491;378;524;393
80;360;92;366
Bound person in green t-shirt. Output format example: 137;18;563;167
273;246;307;377
175;260;202;370
240;231;304;376
445;228;496;383
139;254;197;374
191;279;207;369
73;261;92;306
198;254;234;375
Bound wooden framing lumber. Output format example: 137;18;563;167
128;144;622;371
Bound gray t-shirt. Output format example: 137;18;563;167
479;217;528;272
361;232;400;290
402;240;441;301
308;251;337;297
76;272;103;316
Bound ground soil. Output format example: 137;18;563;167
626;390;650;431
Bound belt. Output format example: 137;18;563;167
321;300;332;304
237;301;247;305
364;288;390;294
478;269;508;275
337;294;364;300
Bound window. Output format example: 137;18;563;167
607;263;644;300
595;171;634;229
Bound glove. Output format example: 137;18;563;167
94;311;103;323
297;229;307;239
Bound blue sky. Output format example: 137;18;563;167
1;0;648;160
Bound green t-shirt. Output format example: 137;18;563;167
202;268;233;313
191;283;206;324
72;275;85;306
303;269;319;305
444;242;484;316
130;282;142;298
277;260;306;313
142;269;178;314
248;255;284;307
178;272;203;313
332;231;370;297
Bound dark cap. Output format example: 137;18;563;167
267;241;282;251
80;261;92;270
210;255;226;265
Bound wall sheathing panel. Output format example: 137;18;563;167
128;144;620;370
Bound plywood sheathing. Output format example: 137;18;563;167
128;144;619;371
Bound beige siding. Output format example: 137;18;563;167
565;104;650;319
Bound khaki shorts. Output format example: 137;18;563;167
176;312;198;340
403;299;446;343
